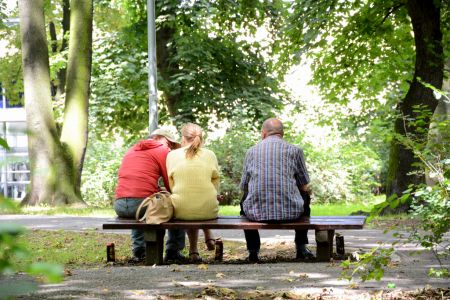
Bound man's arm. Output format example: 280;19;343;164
295;148;311;216
239;150;251;215
159;151;171;193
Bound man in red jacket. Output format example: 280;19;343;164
114;128;185;262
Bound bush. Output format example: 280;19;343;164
81;138;126;207
286;132;381;204
207;122;258;205
343;101;450;282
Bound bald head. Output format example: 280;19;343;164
261;118;284;139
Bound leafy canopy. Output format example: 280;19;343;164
90;0;286;140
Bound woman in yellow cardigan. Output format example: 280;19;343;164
166;123;219;262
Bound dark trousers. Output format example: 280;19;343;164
242;191;311;253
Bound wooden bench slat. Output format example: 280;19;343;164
103;216;366;230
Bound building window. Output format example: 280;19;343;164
0;86;29;200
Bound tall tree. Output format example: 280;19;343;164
19;0;93;206
18;0;78;205
60;0;93;195
282;0;448;212
385;0;444;211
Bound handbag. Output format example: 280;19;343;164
135;191;174;224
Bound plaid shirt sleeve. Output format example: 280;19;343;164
294;147;310;187
240;149;252;193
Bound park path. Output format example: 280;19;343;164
0;214;449;299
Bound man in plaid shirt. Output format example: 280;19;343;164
240;118;314;262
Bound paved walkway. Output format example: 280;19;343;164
0;215;448;299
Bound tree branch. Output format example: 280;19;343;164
49;21;57;53
380;3;405;25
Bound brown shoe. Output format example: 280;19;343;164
205;239;216;251
189;252;202;263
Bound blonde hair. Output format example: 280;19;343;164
181;123;203;159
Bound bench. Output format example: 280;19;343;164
103;215;366;265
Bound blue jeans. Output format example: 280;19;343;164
114;198;185;256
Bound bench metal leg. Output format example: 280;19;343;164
315;229;334;262
144;229;164;265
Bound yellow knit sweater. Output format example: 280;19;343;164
166;147;220;220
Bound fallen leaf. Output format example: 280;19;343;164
198;264;209;270
172;280;183;287
130;290;145;295
348;282;359;289
216;272;225;278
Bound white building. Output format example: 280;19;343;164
0;86;29;200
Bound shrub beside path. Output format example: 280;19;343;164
1;215;449;299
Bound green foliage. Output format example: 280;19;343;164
286;130;382;203
81;138;126;207
428;267;450;279
350;99;450;282
0;1;6;28
90;31;149;140
166;32;284;125
410;182;449;248
281;0;416;112
406;155;450;278
341;245;395;282
0;137;9;150
0;21;22;105
90;0;286;141
208;120;259;205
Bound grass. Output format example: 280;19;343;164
12;229;248;271
19;206;116;217
13;229;132;270
220;199;380;217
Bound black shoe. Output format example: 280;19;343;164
130;248;146;263
296;247;315;260
248;251;260;263
128;255;145;264
164;250;187;263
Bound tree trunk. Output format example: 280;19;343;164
156;24;178;117
56;0;71;105
384;0;443;213
19;0;83;206
426;58;450;185
60;0;93;196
